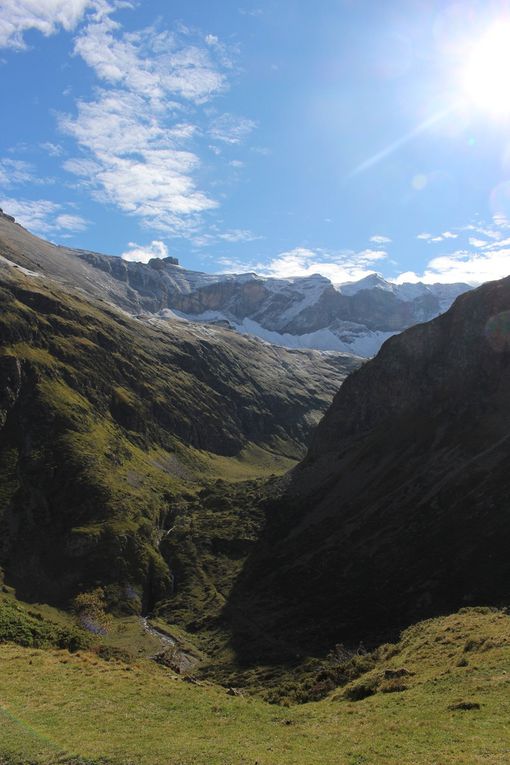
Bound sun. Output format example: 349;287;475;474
462;21;510;118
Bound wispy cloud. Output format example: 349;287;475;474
54;213;88;231
400;216;510;284
468;237;488;248
59;12;251;237
74;15;227;105
0;196;88;234
238;8;263;17
120;239;169;263
192;226;261;247
0;158;34;187
425;231;460;244
0;157;55;188
0;0;98;49
40;142;64;157
209;113;256;144
369;234;392;245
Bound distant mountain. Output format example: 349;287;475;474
0;209;470;357
226;275;510;659
339;271;468;313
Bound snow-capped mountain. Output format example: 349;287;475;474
0;208;471;357
150;266;470;357
142;267;467;356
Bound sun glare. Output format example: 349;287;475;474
462;21;510;118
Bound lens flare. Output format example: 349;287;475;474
462;21;510;118
485;311;510;352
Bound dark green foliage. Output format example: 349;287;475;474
0;600;91;651
343;676;379;701
155;479;270;655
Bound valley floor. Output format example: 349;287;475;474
2;609;510;765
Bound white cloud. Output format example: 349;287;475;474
61;91;216;232
120;239;169;263
369;235;392;245
398;250;510;285
40;141;64;157
417;232;432;240
60;15;246;236
192;227;261;247
468;237;488;248
74;16;227;105
55;213;88;231
209;113;257;144
485;236;510;250
427;231;459;244
218;228;260;243
0;158;34;187
219;246;388;284
0;197;58;232
393;271;421;284
0;195;88;234
0;0;115;49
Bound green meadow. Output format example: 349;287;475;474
2;605;510;765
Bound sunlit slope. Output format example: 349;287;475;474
0;258;357;612
1;607;510;765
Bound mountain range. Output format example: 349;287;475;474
0;208;469;357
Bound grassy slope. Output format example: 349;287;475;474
1;608;510;765
0;267;332;609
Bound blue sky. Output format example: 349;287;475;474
1;0;510;284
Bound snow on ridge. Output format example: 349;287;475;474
169;308;394;358
338;273;393;296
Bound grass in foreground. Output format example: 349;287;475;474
2;608;510;764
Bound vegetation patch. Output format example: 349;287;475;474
2;607;510;764
0;598;90;651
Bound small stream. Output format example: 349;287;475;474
141;616;176;647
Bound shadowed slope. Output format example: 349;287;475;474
226;276;510;659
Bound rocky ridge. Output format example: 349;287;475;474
0;209;469;356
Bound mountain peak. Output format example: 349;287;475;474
338;272;392;295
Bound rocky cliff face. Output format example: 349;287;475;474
0;211;469;357
226;276;510;659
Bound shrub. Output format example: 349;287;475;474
0;601;90;651
73;587;113;636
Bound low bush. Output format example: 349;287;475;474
0;601;91;651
